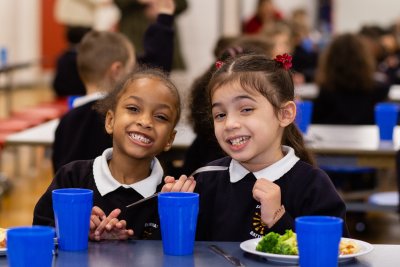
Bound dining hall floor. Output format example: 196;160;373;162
0;84;399;244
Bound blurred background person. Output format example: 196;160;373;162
52;0;120;99
261;21;308;86
114;0;188;70
289;8;319;83
359;25;394;86
312;33;390;125
378;26;400;85
52;0;176;174
54;0;120;32
242;0;283;35
52;26;89;98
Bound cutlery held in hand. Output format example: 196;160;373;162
209;245;246;267
125;166;228;208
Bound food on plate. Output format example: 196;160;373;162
256;230;298;255
339;239;359;255
256;230;360;256
0;228;6;248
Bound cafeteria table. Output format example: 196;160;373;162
0;240;398;266
0;61;35;117
5;120;400;174
295;83;400;102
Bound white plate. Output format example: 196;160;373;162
0;247;6;256
240;237;374;264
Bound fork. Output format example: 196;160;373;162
125;166;228;208
209;245;246;267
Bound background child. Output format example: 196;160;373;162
52;0;176;174
312;33;389;125
33;67;195;240
52;26;89;98
194;53;348;241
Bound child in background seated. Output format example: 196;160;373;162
33;67;195;240
52;26;89;98
52;0;176;174
193;54;348;241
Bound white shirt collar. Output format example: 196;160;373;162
93;148;164;198
72;92;107;108
229;146;299;183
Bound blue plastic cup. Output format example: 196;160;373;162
375;103;399;141
7;226;55;267
295;100;313;134
52;188;93;251
296;216;343;267
158;192;199;256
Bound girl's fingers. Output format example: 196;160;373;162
95;209;121;236
187;180;196;192
161;183;174;192
119;230;134;240
164;176;175;184
252;188;263;202
116;220;127;229
105;218;119;231
180;177;195;192
127;229;134;236
171;175;188;192
90;215;102;230
161;175;197;193
91;206;106;218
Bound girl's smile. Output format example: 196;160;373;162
226;135;251;151
128;131;153;146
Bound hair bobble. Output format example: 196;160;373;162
274;53;293;70
215;60;224;70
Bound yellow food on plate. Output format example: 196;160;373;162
0;228;6;248
339;239;359;255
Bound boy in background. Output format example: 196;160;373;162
52;0;175;173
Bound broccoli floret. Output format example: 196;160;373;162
256;230;298;255
275;230;298;255
256;232;280;252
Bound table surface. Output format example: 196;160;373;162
306;125;400;156
295;83;400;101
0;240;398;267
4;119;197;148
5;119;400;155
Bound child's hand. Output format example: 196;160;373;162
161;175;196;193
89;206;134;241
252;179;282;227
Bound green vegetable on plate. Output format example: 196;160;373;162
256;229;298;255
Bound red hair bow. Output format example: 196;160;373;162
215;60;224;70
274;53;292;70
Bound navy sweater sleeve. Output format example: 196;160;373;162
137;14;174;73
